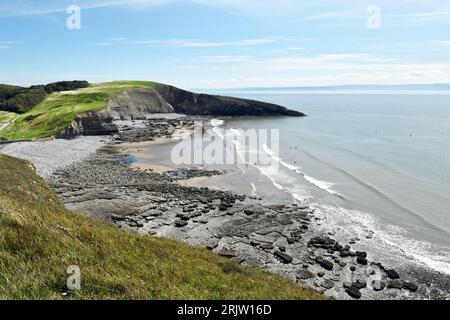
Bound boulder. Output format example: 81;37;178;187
274;251;293;264
385;269;400;279
345;286;362;299
316;257;334;271
296;270;315;280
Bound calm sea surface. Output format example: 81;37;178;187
212;91;450;274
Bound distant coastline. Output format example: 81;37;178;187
195;83;450;94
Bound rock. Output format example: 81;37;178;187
286;237;296;244
385;269;400;279
321;279;335;290
356;251;367;258
402;280;419;292
244;209;254;215
345;286;362;299
316;257;334;271
274;251;293;264
145;209;164;217
218;248;238;258
352;279;367;289
340;250;352;258
317;272;325;278
309;236;335;249
174;220;188;228
372;280;386;291
111;214;126;221
357;256;368;265
259;243;274;250
350;266;356;272
343;281;352;288
206;239;220;251
339;262;347;268
388;279;403;290
297;270;315;280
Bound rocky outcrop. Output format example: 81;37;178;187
154;84;304;117
56;83;304;138
56;112;118;139
104;87;174;120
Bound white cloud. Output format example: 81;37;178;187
201;55;253;63
92;38;277;47
0;0;174;18
188;52;450;88
0;40;23;50
432;40;450;45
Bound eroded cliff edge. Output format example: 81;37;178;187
57;84;304;138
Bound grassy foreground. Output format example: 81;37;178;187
0;81;158;141
0;154;323;300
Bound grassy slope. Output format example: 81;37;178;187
0;81;158;140
0;154;323;300
0;111;16;124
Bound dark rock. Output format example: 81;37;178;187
388;279;403;290
111;214;126;221
244;209;254;215
309;236;336;249
356;251;367;258
274;251;293;264
357;256;368;265
386;269;400;279
174;220;188;228
259;243;274;250
402;280;419;292
316;257;334;270
340;250;352;258
345;286;362;299
218;248;238;258
297;270;315;280
321;279;335;290
352;279;367;289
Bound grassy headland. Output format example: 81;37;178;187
0;154;323;300
0;81;158;140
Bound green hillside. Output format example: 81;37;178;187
0;154;323;300
0;81;158;141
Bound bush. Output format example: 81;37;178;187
0;81;90;114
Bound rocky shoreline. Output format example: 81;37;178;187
42;118;450;300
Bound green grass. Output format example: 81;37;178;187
0;154;324;300
0;111;16;124
0;81;159;140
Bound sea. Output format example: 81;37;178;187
136;90;450;276
204;90;450;276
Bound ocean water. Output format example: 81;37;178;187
210;92;450;275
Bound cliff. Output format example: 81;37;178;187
0;81;304;140
154;84;304;117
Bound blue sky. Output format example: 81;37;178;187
1;0;450;88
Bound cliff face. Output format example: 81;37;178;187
155;84;304;117
56;83;304;138
56;112;118;139
104;87;174;120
